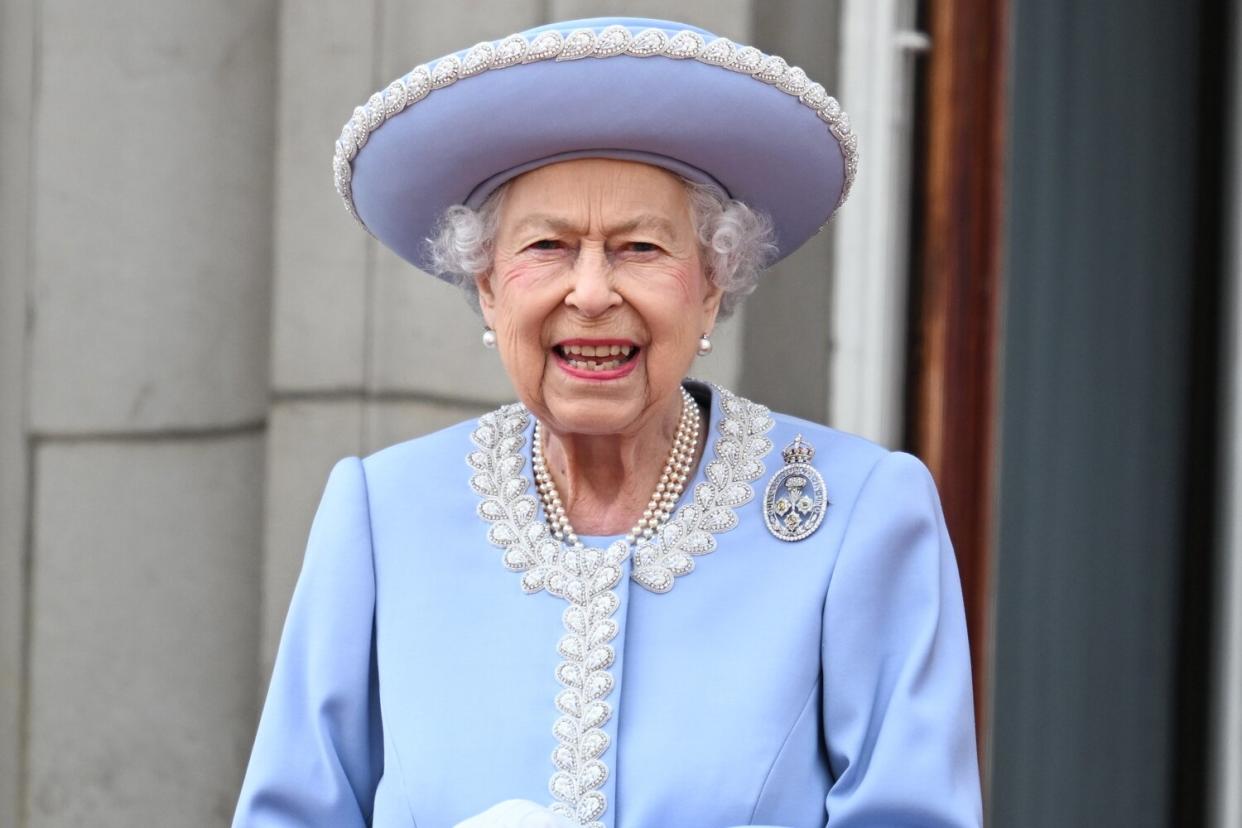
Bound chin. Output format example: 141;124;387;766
542;394;647;437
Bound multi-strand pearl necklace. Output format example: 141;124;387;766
532;388;702;548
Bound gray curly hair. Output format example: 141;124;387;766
425;176;776;320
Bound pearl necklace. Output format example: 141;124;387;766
532;388;701;548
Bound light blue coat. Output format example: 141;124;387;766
234;383;982;827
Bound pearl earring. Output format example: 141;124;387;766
697;333;713;357
482;327;497;349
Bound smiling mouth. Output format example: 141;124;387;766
553;342;640;372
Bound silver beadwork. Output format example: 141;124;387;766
333;27;859;225
467;384;773;826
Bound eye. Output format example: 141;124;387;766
527;239;563;251
619;241;664;256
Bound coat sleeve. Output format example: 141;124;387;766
233;457;384;827
819;450;982;826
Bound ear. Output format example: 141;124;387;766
700;278;724;336
475;271;497;327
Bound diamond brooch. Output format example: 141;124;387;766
763;434;828;542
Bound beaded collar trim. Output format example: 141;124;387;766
466;384;774;826
333;24;858;223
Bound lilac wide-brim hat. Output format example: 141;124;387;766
333;17;858;278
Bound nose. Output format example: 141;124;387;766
564;247;621;318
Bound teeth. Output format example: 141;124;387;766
560;343;636;357
565;358;623;372
558;343;637;368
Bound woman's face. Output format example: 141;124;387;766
477;158;722;438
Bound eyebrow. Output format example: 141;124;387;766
511;213;680;239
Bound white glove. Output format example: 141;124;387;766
452;799;579;828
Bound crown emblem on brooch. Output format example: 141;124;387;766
763;434;828;542
781;434;815;465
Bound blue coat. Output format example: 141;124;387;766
233;383;982;827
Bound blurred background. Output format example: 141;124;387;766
1;0;1239;825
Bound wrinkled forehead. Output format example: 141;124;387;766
499;158;694;235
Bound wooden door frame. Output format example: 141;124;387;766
908;0;1008;770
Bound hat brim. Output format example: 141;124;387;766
336;19;856;278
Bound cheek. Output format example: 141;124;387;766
649;264;713;325
489;269;561;366
633;267;713;363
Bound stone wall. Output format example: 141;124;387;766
1;1;278;824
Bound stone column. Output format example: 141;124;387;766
0;1;36;825
261;0;546;683
11;1;278;825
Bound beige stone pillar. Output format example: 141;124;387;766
11;1;278;824
0;1;37;825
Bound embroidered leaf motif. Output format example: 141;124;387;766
469;473;496;496
556;688;583;717
493;34;528;67
580;728;609;758
667;553;694;576
461;42;494;76
578;791;607;823
550;771;577;802
497;454;523;479
510;497;536;524
558;634;585;661
584;671;613;701
716;482;751;507
553;744;576;771
590;592;618;618
664;30;705;58
556;662;583;688
557;29;596;61
524;30;564;63
705;458;730;485
521;568;546;593
588;620;618;647
581;701;609;730
593;24;631;57
632;566;673;593
581;760;608;790
702;508;738;532
585;646;613;672
499;476;529;501
487;523;517;546
553;716;579;743
627;28;668;56
698;37;736;66
430;54;461;87
563;605;588;635
683;530;716;554
402;66;431;104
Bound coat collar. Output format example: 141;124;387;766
467;381;775;596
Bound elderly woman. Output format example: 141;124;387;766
234;17;981;828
